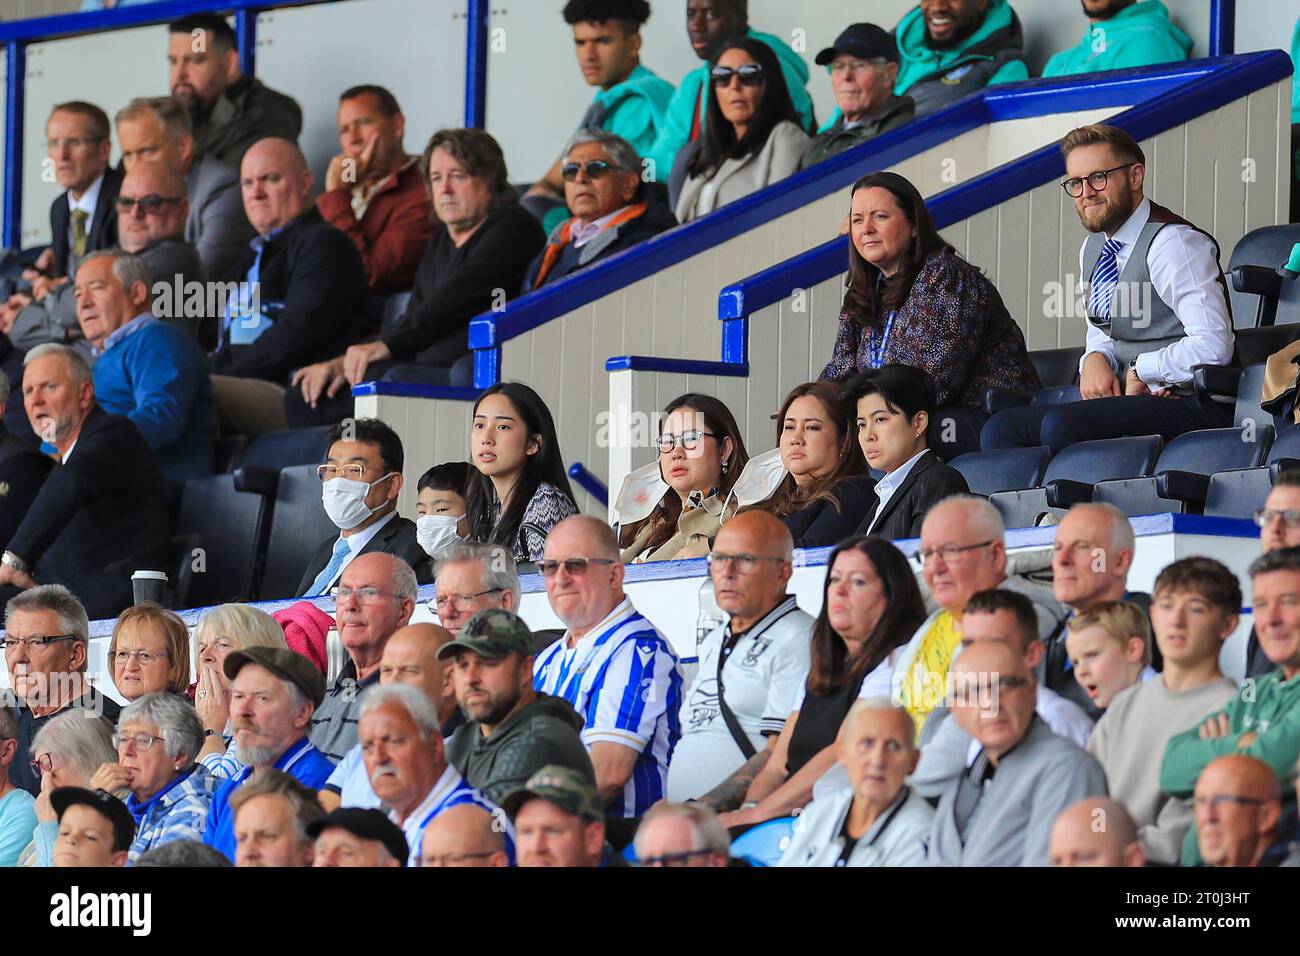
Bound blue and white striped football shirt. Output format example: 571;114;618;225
533;598;682;817
392;764;514;868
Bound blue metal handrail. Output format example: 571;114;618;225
0;0;488;247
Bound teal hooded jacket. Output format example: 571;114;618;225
1043;1;1191;78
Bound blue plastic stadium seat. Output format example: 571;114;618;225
1093;426;1274;517
255;464;339;601
949;446;1051;497
1267;425;1300;468
1203;468;1271;519
240;426;332;473
1234;363;1271;432
988;435;1163;529
176;475;268;605
729;817;797;868
1029;346;1084;388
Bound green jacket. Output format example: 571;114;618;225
893;0;1029;118
800;95;916;170
444;692;595;806
643;27;814;187
191;74;302;169
1160;669;1300;865
582;63;676;162
1043;1;1191;78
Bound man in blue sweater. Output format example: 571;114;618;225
74;249;215;481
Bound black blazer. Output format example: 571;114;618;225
7;406;169;619
854;451;969;541
295;514;433;597
50;166;122;278
781;475;877;549
0;428;53;552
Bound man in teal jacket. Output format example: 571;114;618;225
525;1;675;230
1043;1;1191;78
893;0;1028;118
643;0;813;190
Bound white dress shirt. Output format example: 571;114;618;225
571;204;635;249
865;449;928;534
1078;197;1234;388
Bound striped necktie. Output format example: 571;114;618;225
1088;237;1124;322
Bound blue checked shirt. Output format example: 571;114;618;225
126;765;221;865
533;598;683;817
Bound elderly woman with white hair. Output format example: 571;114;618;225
190;603;289;779
88;692;219;864
777;699;933;867
18;710;117;867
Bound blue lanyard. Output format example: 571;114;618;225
869;311;897;369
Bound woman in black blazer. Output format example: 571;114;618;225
747;381;875;548
847;364;968;540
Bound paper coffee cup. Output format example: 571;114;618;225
131;570;168;606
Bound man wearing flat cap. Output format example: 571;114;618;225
799;23;915;170
504;764;622;868
51;787;136;868
308;807;407;867
203;646;336;861
442;608;594;805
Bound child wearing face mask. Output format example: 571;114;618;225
415;461;470;559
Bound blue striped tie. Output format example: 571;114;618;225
1088;237;1125;322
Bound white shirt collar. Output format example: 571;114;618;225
68;172;105;216
1103;196;1150;249
342;508;397;554
572;204;634;249
866;449;927;534
61;437;79;464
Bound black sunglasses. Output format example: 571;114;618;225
561;159;617;182
115;194;183;214
710;63;764;87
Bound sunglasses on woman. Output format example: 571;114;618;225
561;159;617;182
710;63;764;87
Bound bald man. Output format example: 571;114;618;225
667;511;812;807
1194;755;1284;867
209;136;368;436
419;796;509;867
928;642;1107;867
1050;797;1145;867
535;515;682;819
320;618;455;812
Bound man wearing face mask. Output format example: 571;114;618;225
298;418;431;598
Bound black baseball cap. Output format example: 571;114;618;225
51;787;136;853
815;23;898;66
305;808;409;866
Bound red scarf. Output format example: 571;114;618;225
531;202;647;289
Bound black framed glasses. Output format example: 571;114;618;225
637;847;720;867
1;634;76;652
1061;162;1137;198
538;558;616;578
917;540;995;565
656;429;716;453
115;194;184;214
707;553;787;574
561;160;617;182
710;63;764;87
1254;507;1300;529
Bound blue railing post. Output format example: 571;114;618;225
463;0;489;128
1209;0;1235;57
235;6;258;77
3;40;25;250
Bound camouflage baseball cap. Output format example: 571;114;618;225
500;765;604;823
435;608;534;662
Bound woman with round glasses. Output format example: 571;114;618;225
674;36;809;223
17;710;116;866
619;393;749;563
190;604;289;779
719;536;926;831
748;381;875;548
107;604;191;704
87;692;219;863
820;170;1039;456
464;381;579;563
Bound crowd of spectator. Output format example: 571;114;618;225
0;0;1297;871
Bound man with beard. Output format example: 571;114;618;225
981;123;1235;452
203;647;333;861
1043;1;1191;78
441;609;593;804
166;14;301;168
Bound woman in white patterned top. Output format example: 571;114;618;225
464;382;579;563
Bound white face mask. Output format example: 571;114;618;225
416;513;464;558
613;460;670;526
322;474;394;530
723;446;788;514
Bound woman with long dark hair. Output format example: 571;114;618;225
718;536;927;829
674;36;810;222
819;171;1039;454
748;381;875;548
619;393;749;562
463;381;578;562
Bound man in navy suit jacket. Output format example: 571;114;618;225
0;344;169;620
